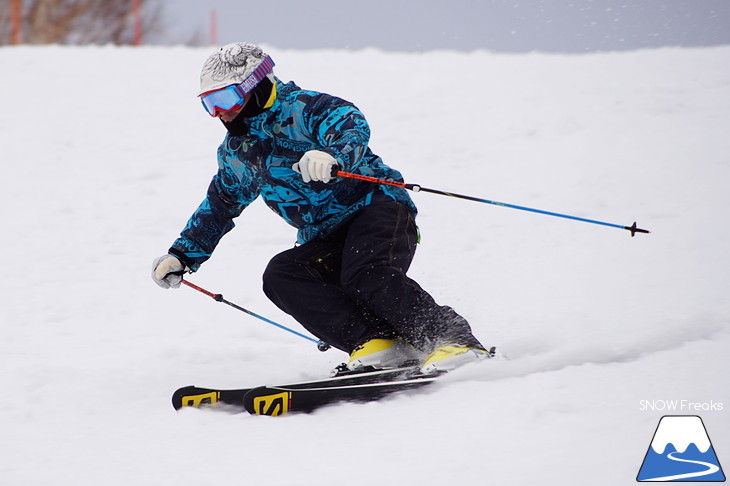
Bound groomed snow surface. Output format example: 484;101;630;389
1;45;728;485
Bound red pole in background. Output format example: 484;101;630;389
11;0;21;45
210;9;218;46
132;0;142;45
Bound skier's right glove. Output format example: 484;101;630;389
151;254;187;289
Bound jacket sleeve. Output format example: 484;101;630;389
169;154;260;271
305;95;372;172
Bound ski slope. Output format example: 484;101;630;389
1;45;728;485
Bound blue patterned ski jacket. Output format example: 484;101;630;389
170;79;416;271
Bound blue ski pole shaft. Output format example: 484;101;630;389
181;279;330;351
335;170;650;237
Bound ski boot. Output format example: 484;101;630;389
332;338;420;376
420;345;496;375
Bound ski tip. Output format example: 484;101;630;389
171;385;197;410
172;385;221;411
244;386;293;416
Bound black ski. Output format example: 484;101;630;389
174;347;500;414
171;365;423;412
242;375;437;416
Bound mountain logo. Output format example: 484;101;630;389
637;415;725;482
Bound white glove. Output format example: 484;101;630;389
293;150;337;183
152;254;186;289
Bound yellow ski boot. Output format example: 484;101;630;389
346;338;420;372
420;345;494;374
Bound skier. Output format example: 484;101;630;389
152;42;491;374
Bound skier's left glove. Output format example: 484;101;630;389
293;150;337;183
151;254;187;289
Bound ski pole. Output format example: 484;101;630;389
334;170;650;237
181;279;330;351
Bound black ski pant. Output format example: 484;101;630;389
262;201;484;353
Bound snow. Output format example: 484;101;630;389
1;44;729;485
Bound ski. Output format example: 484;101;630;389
171;365;423;412
243;375;438;416
172;347;498;415
172;384;253;411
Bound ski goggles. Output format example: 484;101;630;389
199;55;276;117
200;84;248;117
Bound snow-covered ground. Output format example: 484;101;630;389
1;44;728;485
